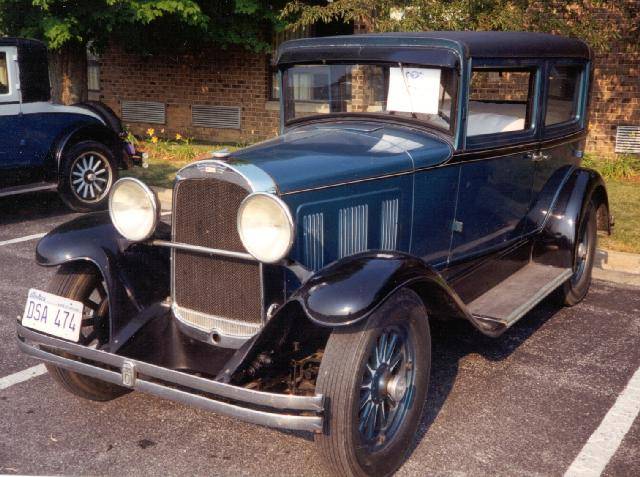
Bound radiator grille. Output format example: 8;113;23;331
192;105;241;129
172;178;262;332
121;100;165;124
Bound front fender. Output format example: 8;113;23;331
36;212;170;350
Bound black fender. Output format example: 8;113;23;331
35;212;170;351
220;252;499;383
536;167;610;269
52;122;126;174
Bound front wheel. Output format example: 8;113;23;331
44;263;129;401
315;288;431;477
59;140;117;212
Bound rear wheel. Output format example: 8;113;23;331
315;289;431;477
59;140;117;212
44;263;129;402
559;202;597;306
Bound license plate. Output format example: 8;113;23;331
22;289;84;342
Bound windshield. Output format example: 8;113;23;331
282;63;457;133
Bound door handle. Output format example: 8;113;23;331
528;152;550;162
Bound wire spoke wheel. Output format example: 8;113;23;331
70;152;113;203
358;326;415;449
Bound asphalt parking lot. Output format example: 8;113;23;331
0;192;639;476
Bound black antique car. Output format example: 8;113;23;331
0;37;143;210
18;32;611;476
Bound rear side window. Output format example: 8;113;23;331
0;52;9;95
545;65;582;125
468;69;535;137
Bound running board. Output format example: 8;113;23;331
468;263;572;332
0;182;57;198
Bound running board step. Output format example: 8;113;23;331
0;182;57;198
468;263;572;330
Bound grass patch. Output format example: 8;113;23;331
598;178;640;254
123;134;240;188
583;153;640;180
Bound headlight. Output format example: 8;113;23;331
237;193;294;263
109;178;159;242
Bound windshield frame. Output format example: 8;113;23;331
280;61;460;137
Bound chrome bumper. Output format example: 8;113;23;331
17;324;324;433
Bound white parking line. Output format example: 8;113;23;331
0;364;47;391
565;366;640;477
0;232;46;247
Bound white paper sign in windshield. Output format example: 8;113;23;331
387;67;441;115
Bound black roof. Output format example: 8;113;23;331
0;37;47;49
277;31;592;66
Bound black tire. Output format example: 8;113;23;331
559;202;597;306
44;263;129;402
315;288;431;477
59;140;118;212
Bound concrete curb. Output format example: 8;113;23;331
151;186;640;276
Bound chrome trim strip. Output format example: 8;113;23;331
153;239;256;261
176;159;278;194
17;324;324;432
0;182;57;198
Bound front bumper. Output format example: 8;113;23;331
17;324;324;433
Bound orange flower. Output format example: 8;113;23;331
151;136;159;144
146;128;155;137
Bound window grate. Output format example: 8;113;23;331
192;105;241;129
121;100;165;124
615;126;640;153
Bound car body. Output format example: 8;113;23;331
0;37;144;210
18;32;611;475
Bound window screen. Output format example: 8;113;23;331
545;65;582;126
0;53;9;95
468;69;535;137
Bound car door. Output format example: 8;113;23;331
0;45;26;187
449;61;542;265
528;60;589;229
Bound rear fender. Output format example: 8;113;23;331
35;212;170;351
535;167;609;268
52;123;124;173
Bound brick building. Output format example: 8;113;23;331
92;14;638;155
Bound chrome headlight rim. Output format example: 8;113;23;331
108;177;160;242
237;192;295;264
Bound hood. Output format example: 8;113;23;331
227;121;452;194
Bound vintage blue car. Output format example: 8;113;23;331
18;32;611;476
0;37;142;210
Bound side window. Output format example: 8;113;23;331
468;69;535;137
0;52;9;95
545;65;582;126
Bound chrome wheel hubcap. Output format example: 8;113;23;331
70;153;111;202
359;327;415;448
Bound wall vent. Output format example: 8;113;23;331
192;105;241;129
380;198;399;250
121;100;165;124
339;205;368;258
615;126;640;153
302;212;324;271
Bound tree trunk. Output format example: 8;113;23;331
48;42;88;105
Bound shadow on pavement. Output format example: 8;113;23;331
0;192;74;227
410;295;564;457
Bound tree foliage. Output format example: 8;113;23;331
281;0;639;52
0;0;287;54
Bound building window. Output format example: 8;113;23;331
87;50;100;92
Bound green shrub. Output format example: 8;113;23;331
583;154;640;180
